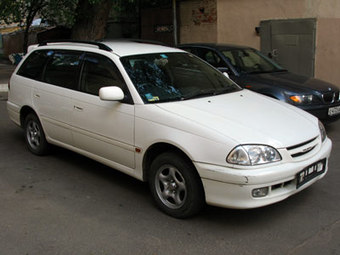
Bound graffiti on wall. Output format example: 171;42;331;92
192;0;217;25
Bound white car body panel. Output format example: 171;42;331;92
71;91;135;169
32;81;74;144
155;90;318;148
7;41;332;211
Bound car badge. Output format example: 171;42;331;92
302;146;314;153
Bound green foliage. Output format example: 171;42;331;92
0;0;172;29
0;0;78;52
0;0;77;28
0;0;27;26
42;0;78;27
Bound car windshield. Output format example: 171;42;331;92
221;48;286;74
121;52;241;104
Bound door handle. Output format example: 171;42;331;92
74;105;83;111
34;94;40;98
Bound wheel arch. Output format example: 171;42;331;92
20;106;38;128
142;142;196;182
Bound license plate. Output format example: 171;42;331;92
296;159;326;188
328;105;340;116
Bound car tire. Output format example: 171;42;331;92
24;113;49;155
148;152;205;218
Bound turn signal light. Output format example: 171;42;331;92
290;96;301;103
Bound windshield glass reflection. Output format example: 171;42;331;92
121;53;241;104
222;48;286;74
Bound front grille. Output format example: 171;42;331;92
271;180;294;191
322;91;339;104
287;136;318;158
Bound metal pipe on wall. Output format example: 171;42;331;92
172;0;177;46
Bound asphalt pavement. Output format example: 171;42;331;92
0;57;339;254
0;99;339;255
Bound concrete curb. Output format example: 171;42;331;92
0;84;8;92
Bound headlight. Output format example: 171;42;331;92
227;145;281;166
289;95;313;104
319;121;327;142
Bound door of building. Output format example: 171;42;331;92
260;18;316;77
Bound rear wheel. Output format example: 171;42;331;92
148;152;205;218
24;113;49;155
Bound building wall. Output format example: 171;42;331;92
140;8;175;46
315;18;340;86
179;0;340;87
2;28;43;57
216;0;340;86
216;0;340;48
179;0;217;43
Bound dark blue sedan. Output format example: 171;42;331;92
179;43;340;122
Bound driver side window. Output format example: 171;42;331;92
81;53;125;96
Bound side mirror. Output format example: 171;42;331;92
99;86;124;101
216;67;231;78
223;72;230;79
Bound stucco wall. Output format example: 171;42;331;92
179;0;340;87
315;18;340;86
179;0;217;43
215;0;340;86
216;0;340;48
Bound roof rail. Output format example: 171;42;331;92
38;40;112;52
128;39;169;46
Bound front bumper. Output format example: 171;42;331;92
7;101;21;127
301;103;340;122
194;138;332;209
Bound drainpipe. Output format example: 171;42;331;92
172;0;178;46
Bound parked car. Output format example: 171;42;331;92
7;40;332;218
178;43;340;122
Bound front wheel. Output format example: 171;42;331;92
24;113;49;155
148;152;205;218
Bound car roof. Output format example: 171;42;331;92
178;43;253;51
32;40;184;57
105;40;183;56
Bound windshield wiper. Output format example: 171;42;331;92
214;87;239;95
157;96;183;103
247;69;288;74
182;89;216;100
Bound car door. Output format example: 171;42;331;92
33;50;82;145
71;52;135;170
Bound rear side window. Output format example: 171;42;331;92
17;50;49;80
43;50;82;90
196;48;223;68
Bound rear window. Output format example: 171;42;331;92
17;50;49;80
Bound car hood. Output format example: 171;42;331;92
156;90;319;148
243;71;338;93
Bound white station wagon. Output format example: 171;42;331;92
7;41;332;218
